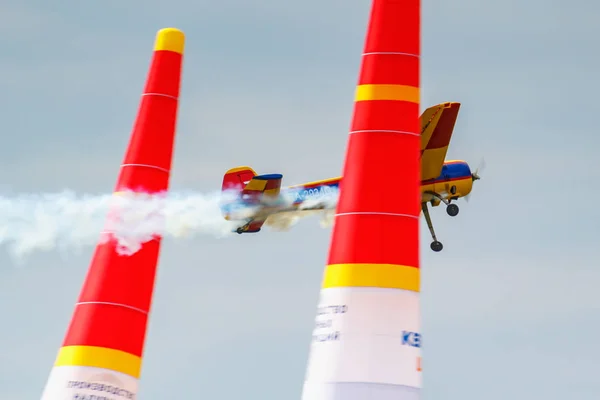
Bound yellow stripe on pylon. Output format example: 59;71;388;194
54;345;142;379
322;263;420;292
355;84;420;103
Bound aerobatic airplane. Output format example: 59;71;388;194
219;102;482;252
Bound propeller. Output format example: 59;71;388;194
466;157;485;202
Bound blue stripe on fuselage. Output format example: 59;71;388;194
422;161;472;184
282;162;471;204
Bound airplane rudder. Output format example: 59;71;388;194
221;166;257;192
220;166;257;220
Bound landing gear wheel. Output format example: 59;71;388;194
430;241;443;252
236;228;244;234
446;203;459;217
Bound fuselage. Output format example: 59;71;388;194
222;160;475;222
286;160;474;207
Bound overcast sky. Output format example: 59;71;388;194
0;0;599;399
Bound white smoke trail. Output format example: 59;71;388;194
0;190;241;258
0;187;341;259
264;187;340;232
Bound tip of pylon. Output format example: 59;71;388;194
153;27;185;55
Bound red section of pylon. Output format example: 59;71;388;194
61;29;184;358
117;49;182;193
328;0;420;268
359;0;419;85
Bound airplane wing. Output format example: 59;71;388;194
420;103;446;150
420;102;461;181
265;209;334;231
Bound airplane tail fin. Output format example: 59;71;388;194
221;166;283;199
220;166;283;233
222;166;258;193
220;166;257;220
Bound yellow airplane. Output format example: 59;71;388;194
220;102;481;252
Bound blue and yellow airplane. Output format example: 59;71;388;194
219;102;481;252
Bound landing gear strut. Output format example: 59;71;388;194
236;220;252;234
425;190;460;218
422;202;443;252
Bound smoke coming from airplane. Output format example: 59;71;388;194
0;190;232;258
0;189;339;258
263;188;339;232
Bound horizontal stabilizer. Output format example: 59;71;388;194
240;218;267;233
220;167;284;232
241;173;283;203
